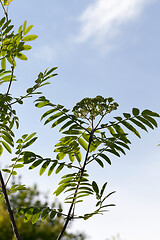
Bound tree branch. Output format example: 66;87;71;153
0;170;23;240
56;129;94;240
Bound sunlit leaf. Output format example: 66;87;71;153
1;141;12;153
23;25;33;35
78;138;88;151
23;35;38;41
48;161;57;176
1;58;6;70
0;145;3;156
55;164;65;174
16;53;28;60
39;160;50;176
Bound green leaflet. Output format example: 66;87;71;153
16;53;28;60
22;45;32;50
59;120;73;132
120;121;141;138
99;153;111;165
102;191;116;203
107;126;116;136
105;148;120;157
54;184;68;196
44;112;63;125
46;67;58;76
101;204;116;209
129;118;148;132
18;25;22;34
1;134;14;147
113;143;126;155
41;208;50;221
3;25;14;34
142;109;159;117
23;137;38;148
55;164;64;174
135;116;154;129
35;101;49;108
89;140;101;152
1;58;6;70
23;35;38;41
41;108;58;121
116;141;130;150
50;210;56;219
56;152;66;160
39;160;50;176
112;124;126;135
123;113;131;118
2;19;11;29
82;133;90;142
59;177;74;185
0;17;5;27
51;116;68;128
0;145;3;156
63;129;82;135
23;132;37;142
23;25;33;35
95;158;104;168
132;108;140;116
75;150;81;162
78;138;88;151
92;181;99;194
1;141;12;153
23;20;27;31
69;153;75;162
14;164;24;168
29;160;43;169
100;182;107;197
32;210;41;224
142;114;158;127
2;169;10;173
48;161;57;176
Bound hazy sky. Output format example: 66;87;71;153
1;0;160;240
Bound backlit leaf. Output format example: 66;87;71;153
48;161;57;176
23;35;38;41
1;141;12;153
78;138;88;151
16;53;28;60
55;164;64;174
23;25;33;35
39;160;50;176
1;58;6;70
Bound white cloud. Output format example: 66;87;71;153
76;0;151;44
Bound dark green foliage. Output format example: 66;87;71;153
0;179;86;240
26;95;159;223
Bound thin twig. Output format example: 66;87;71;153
6;58;15;96
0;0;8;21
0;171;23;240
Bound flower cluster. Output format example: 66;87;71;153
72;96;119;120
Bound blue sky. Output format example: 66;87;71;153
1;0;160;239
